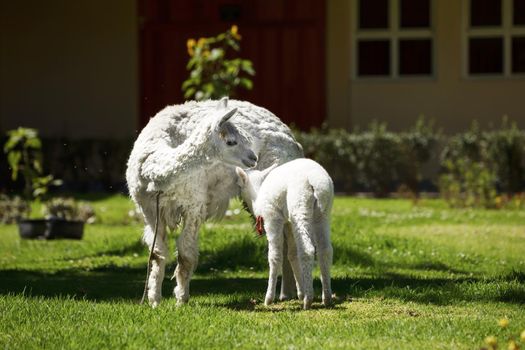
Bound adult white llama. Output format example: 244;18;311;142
126;98;303;306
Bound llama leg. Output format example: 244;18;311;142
284;224;306;301
291;219;315;310
142;218;168;308
264;218;284;306
174;214;202;305
315;218;333;306
280;225;298;301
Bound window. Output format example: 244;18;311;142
464;0;525;76
471;0;502;26
358;40;391;75
513;36;525;72
359;0;389;29
354;0;434;79
399;39;433;75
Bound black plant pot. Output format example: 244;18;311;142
18;219;84;240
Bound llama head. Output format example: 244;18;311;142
235;164;278;210
210;108;258;169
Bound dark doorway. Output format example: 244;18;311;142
138;0;326;130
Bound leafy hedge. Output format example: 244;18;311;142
439;118;525;207
294;118;440;196
0;137;133;194
1;118;524;207
295;117;525;202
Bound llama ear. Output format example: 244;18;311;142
217;97;229;109
235;167;248;187
217;108;237;128
260;163;278;179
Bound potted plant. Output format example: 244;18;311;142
3;127;95;239
39;197;95;239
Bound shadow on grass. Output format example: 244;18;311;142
198;236;267;272
0;266;523;307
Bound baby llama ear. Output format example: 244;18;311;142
235;167;248;187
261;163;278;178
217;96;229;109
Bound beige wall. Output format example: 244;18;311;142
326;0;525;133
0;0;138;139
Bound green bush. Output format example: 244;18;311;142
0;195;29;224
3;128;62;203
439;158;497;208
440;118;525;207
43;197;96;223
294;117;439;196
486;117;525;194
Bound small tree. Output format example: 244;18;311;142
3;128;61;206
182;25;255;100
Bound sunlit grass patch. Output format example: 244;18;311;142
0;196;523;349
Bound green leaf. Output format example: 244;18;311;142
181;79;194;91
184;87;196;99
25;137;42;149
7;151;21;180
239;78;253;90
241;60;255;75
32;158;43;174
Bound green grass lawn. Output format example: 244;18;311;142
0;195;524;349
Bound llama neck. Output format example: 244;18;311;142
242;184;259;214
169;127;216;175
143;125;218;192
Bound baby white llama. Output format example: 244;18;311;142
236;158;334;309
126;98;303;307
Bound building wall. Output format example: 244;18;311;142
0;0;138;139
326;0;525;132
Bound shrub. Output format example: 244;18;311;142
440;118;525;208
439;157;497;208
182;25;255;100
486;117;525;194
3;128;61;202
294;117;439;196
0;195;29;224
43;197;96;223
295;126;357;192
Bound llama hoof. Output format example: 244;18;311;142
264;295;274;306
322;295;333;306
297;292;304;301
148;293;161;308
174;286;189;304
279;293;296;301
303;296;313;310
175;295;189;305
148;296;160;308
176;299;188;306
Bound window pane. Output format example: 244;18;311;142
469;38;503;74
512;37;525;73
400;0;431;28
514;0;525;25
399;39;432;75
470;0;502;26
358;40;390;76
359;0;388;29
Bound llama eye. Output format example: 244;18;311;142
226;140;237;146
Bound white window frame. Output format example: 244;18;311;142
462;0;525;78
351;0;436;81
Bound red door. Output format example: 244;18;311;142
138;0;325;130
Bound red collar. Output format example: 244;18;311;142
255;216;265;236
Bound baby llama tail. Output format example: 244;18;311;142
311;178;334;217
